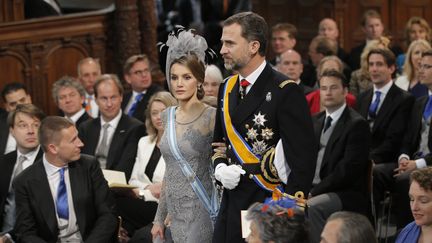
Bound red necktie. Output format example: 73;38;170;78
240;79;250;99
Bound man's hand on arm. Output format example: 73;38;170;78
214;164;245;190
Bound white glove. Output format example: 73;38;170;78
214;164;246;190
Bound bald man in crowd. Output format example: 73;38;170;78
277;49;313;95
77;57;102;118
318;18;349;64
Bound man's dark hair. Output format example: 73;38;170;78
320;69;348;87
1;82;28;102
224;12;268;56
367;48;396;67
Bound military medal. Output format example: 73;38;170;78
266;92;272;102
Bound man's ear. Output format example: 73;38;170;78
47;143;58;155
250;40;261;55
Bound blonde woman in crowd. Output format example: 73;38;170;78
395;39;431;98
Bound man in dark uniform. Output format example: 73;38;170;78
212;12;317;243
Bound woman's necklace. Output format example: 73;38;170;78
176;103;207;125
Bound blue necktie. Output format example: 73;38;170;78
128;93;144;117
423;95;432;120
368;91;382;118
56;167;69;220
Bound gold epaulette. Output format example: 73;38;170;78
279;80;297;89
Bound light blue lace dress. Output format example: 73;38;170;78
154;105;215;242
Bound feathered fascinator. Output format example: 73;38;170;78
158;26;216;89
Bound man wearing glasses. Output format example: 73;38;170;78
121;54;162;126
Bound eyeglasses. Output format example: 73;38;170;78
131;69;150;76
419;64;432;70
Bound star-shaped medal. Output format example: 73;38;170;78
252;140;268;155
261;127;274;140
247;128;258;140
253;112;267;127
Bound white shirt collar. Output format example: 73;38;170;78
239;60;267;86
43;154;67;177
17;146;40;163
100;109;122;130
373;80;393;96
67;108;86;124
326;103;346;124
132;90;147;97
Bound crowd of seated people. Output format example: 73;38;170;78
2;6;432;243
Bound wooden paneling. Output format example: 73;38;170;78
0;8;113;114
44;46;87;114
0;0;24;22
390;0;432;50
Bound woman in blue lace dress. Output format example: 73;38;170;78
151;29;218;243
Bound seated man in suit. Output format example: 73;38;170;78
77;57;102;118
0;104;45;243
356;48;415;211
14;116;118;243
391;49;432;229
52;76;90;128
276;49;313;95
307;70;371;243
79;74;145;180
121;54;162;126
0;83;33;155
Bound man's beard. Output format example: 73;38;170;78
224;58;246;71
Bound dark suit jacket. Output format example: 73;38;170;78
14;154;117;243
78;114;145;180
0;113;9;155
357;83;414;163
399;96;432;165
0;149;43;230
212;63;317;242
348;43;366;71
311;107;371;213
121;84;163;125
74;112;91;129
